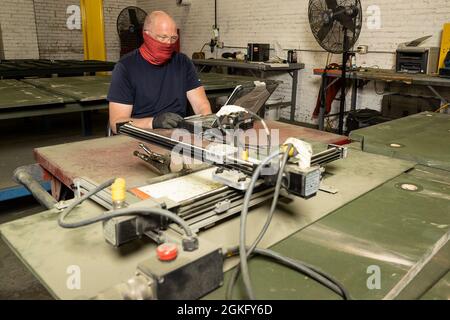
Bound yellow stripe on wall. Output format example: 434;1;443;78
81;0;106;61
439;23;450;69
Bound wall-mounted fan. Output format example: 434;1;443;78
308;0;362;134
117;6;147;57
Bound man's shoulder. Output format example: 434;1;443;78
117;50;141;68
172;52;193;66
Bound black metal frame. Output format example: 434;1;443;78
0;59;115;79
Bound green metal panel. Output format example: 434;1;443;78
199;73;266;91
420;272;450;300
19;73;265;104
350;112;450;171
205;166;450;300
0;79;71;109
23;76;112;102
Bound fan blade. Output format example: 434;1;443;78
317;22;333;42
129;9;140;27
336;13;356;32
325;0;338;10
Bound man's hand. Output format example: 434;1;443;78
152;112;184;129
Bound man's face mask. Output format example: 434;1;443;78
139;31;177;65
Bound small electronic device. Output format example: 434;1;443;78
396;36;439;74
247;43;270;62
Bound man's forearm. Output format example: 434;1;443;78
198;103;212;115
194;101;212;116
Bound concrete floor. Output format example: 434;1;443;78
0;111;108;299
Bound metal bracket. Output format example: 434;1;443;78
134;143;171;175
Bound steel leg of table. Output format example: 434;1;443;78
318;75;327;131
428;85;449;113
351;79;358;112
81;110;92;136
290;70;299;122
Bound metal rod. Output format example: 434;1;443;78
119;124;256;173
13;167;57;210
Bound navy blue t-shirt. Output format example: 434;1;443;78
107;50;202;118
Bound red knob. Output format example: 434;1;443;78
156;243;178;261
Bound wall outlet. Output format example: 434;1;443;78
357;45;369;54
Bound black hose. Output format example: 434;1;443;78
58;178;196;238
239;151;282;299
225;246;351;300
228;146;290;299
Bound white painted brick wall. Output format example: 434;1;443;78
34;0;138;61
34;0;84;60
137;0;450;124
0;0;138;61
0;0;39;59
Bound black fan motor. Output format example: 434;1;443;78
117;6;148;57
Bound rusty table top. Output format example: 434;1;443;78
34;121;349;189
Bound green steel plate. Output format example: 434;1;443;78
350;112;450;171
205;166;450;300
199;73;265;91
0;79;33;89
0;79;71;109
19;73;264;105
23;76;112;102
420;272;450;300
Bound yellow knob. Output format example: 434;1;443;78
111;178;126;202
241;149;249;161
281;145;296;157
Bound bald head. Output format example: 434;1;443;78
144;11;177;38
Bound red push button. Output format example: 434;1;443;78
157;243;178;261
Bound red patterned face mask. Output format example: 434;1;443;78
139;32;176;65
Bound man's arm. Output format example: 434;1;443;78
109;102;154;134
187;86;212;115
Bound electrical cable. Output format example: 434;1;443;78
200;42;210;53
248;146;290;255
58;178;196;238
246;110;271;153
238;150;284;299
224;246;351;300
226;145;291;299
230;144;350;300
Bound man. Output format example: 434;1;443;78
107;11;212;134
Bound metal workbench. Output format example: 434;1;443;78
1;135;427;299
193;59;305;122
314;68;450;131
1;117;449;299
